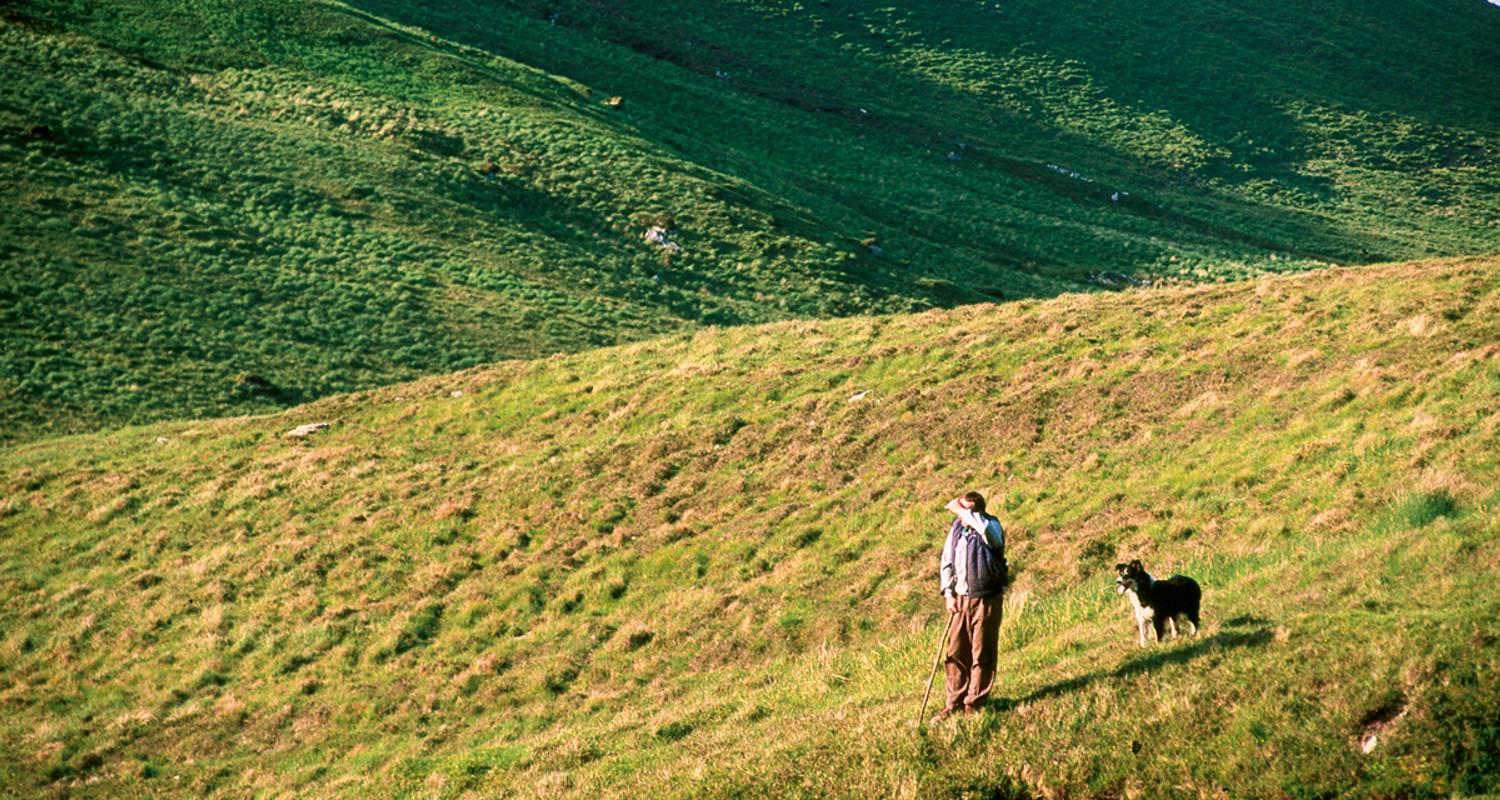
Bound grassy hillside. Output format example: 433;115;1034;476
4;0;1499;441
2;257;1497;798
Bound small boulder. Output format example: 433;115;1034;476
285;422;332;438
643;225;682;252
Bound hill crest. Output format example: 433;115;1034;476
4;0;1500;440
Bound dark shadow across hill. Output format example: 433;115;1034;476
357;0;1500;272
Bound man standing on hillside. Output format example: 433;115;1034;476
933;491;1007;723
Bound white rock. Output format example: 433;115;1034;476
286;422;332;438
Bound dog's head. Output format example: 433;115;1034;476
1114;559;1147;595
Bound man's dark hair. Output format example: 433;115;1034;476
964;491;986;514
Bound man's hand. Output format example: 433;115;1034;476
944;594;957;614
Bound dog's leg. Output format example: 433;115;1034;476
1166;616;1178;640
1136;618;1149;648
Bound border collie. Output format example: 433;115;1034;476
1115;560;1201;647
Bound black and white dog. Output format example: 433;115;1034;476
1114;560;1201;647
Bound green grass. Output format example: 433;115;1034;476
3;0;1499;441
1390;490;1460;530
1;257;1496;797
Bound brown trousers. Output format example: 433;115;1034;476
944;594;1003;713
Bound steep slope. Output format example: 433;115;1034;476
4;0;1499;441
2;258;1497;798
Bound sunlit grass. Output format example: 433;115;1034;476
1;258;1496;797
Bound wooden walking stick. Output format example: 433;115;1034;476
918;608;959;727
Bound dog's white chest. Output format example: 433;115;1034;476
1125;589;1154;622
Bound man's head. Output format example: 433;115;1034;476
962;491;986;514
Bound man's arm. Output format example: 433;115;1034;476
939;527;957;597
944;497;967;519
939;527;958;613
946;499;987;537
947;498;1004;551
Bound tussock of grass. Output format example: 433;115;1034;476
1;257;1498;797
1394;490;1459;530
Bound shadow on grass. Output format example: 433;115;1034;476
990;626;1275;713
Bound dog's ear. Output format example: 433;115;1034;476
1129;559;1143;571
1114;562;1127;573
